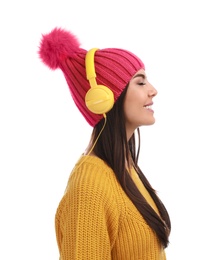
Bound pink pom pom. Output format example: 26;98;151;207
38;27;80;70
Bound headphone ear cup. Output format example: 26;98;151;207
85;85;114;114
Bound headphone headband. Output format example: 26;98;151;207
85;48;99;80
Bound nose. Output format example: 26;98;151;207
148;83;158;97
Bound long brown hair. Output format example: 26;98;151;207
90;84;171;248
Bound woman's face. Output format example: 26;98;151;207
124;69;157;138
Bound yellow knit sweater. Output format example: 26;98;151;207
55;155;166;260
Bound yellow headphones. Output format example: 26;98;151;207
85;48;114;115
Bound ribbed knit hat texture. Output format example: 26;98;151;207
38;27;145;127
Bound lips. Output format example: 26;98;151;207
144;102;154;112
144;102;153;108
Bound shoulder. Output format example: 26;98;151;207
67;155;118;196
58;155;125;217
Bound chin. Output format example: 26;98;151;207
141;118;156;126
149;119;156;125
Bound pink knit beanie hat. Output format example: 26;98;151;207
38;27;145;127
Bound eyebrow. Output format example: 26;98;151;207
132;73;146;79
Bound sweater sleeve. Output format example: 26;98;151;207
55;162;120;260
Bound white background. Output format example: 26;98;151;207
0;0;209;259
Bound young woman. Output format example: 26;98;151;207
39;27;171;260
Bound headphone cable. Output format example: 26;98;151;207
87;114;107;156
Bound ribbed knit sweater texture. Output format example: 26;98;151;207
55;155;166;260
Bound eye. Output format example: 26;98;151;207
137;82;146;86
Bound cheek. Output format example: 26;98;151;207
124;91;145;110
124;95;142;121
